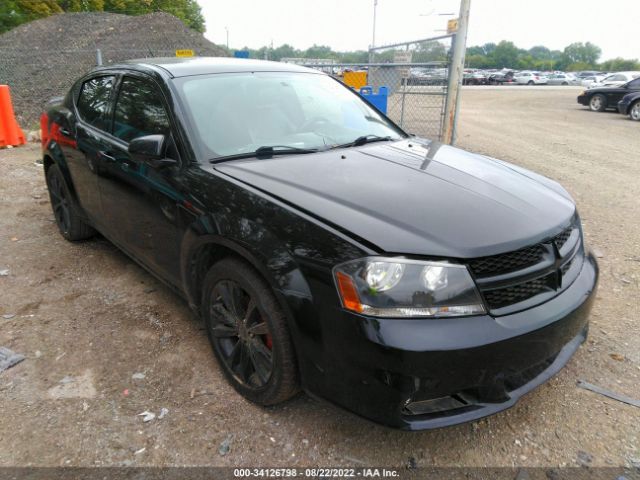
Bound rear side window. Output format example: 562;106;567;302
113;77;170;143
76;76;115;130
628;78;640;88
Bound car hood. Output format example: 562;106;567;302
214;140;576;258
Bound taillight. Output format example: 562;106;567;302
40;112;49;149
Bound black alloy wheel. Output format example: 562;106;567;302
209;279;274;388
45;164;95;241
202;258;299;405
48;168;71;235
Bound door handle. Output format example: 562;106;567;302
98;151;116;162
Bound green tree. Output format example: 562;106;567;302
562;42;601;68
0;0;205;34
491;41;521;68
600;57;640;71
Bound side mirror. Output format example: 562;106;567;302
128;134;177;168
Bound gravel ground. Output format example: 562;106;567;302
0;88;639;469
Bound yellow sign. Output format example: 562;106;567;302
175;49;195;58
447;18;459;34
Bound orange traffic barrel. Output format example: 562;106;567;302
0;85;26;148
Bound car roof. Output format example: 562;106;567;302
101;56;322;78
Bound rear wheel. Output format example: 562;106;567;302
527;80;534;85
46;164;95;241
589;94;607;112
202;257;300;405
630;100;640;121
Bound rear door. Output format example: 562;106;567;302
65;75;116;224
97;73;187;285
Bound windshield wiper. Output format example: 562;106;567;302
210;145;319;164
330;134;394;150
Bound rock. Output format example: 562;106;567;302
218;435;232;456
406;457;417;470
26;130;41;142
48;370;97;399
138;411;156;423
577;450;593;466
2;314;16;319
158;407;169;419
131;372;146;380
0;269;9;276
609;353;625;362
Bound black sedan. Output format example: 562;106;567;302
618;91;640;121
41;57;598;430
578;77;640;111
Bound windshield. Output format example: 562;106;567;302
174;71;405;160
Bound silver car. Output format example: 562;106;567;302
547;73;576;86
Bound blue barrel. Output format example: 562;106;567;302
359;86;388;114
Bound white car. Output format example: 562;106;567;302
514;72;548;85
547;73;577;86
588;71;640;89
581;74;607;88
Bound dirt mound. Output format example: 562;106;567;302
0;12;227;127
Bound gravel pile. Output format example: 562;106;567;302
0;12;227;127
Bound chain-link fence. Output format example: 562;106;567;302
298;61;450;140
0;12;227;129
295;35;454;141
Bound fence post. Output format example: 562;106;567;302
442;0;471;145
400;77;407;127
96;48;103;66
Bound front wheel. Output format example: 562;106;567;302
202;257;300;405
45;164;95;241
589;94;607;112
630;100;640;121
527;80;534;85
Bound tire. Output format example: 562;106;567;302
630;100;640;121
562;82;569;86
45;164;95;241
201;257;300;405
527;80;534;85
589;94;607;112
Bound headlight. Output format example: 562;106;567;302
333;257;486;318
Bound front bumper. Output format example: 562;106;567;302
577;94;589;106
305;253;598;430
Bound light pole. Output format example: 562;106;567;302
225;26;229;49
442;0;471;145
369;0;378;63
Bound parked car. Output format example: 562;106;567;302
514;71;548;85
462;70;488;85
574;70;602;80
547;73;575;86
488;70;516;85
587;71;640;89
41;57;597;430
580;74;607;88
578;77;640;111
617;91;640;121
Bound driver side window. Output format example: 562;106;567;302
113;77;171;143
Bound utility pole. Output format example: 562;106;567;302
442;0;471;145
225;26;229;49
369;0;378;63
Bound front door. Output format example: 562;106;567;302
97;74;187;285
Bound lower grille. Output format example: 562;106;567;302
469;221;581;314
482;273;555;310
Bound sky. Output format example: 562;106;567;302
201;0;640;61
